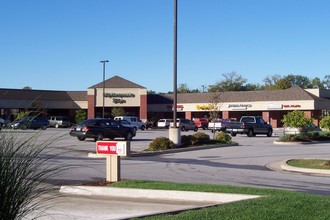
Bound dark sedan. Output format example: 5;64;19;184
9;116;49;130
69;118;136;141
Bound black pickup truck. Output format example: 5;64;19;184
225;116;273;137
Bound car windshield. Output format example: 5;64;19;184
121;120;130;125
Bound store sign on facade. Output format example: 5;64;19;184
104;92;136;104
228;104;252;110
283;104;301;108
167;104;184;111
267;104;283;109
196;105;214;110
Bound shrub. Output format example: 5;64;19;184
191;132;210;145
111;107;126;117
147;137;174;151
214;131;232;143
181;135;194;146
320;116;330;130
282;110;313;128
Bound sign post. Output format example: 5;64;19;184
92;141;130;182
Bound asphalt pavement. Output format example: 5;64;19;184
19;128;330;219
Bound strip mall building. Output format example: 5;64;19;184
1;75;330;128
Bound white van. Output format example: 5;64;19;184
114;116;146;130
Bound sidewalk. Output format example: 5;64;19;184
56;186;260;220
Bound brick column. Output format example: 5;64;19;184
139;94;147;121
88;95;95;119
222;111;229;119
185;111;192;120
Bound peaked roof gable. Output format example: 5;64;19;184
89;75;146;89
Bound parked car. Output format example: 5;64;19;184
193;118;209;130
48;116;71;128
170;118;198;132
0;118;4;130
208;118;234;133
114;116;146;130
283;123;322;135
70;118;136;141
157;119;173;129
119;119;137;131
9;116;50;130
225;116;273;137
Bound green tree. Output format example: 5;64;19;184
310;77;324;89
282;110;312;128
208;72;248;92
147;90;156;94
75;109;86;124
322;75;330;89
177;83;190;93
320;116;330;130
262;74;282;90
111;107;126;117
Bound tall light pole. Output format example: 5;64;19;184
173;0;178;127
169;0;181;145
100;60;109;118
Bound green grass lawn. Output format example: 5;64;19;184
288;159;330;170
111;180;330;220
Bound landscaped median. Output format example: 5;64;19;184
280;159;330;176
131;132;236;156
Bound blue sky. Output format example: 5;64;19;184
1;0;330;93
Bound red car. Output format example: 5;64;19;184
193;118;209;130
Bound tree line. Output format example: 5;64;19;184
148;72;330;94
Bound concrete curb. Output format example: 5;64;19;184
60;186;261;203
128;143;239;157
281;159;330;176
267;159;330;176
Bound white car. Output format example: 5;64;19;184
157;119;173;129
114;116;146;130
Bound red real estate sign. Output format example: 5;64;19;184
96;141;127;156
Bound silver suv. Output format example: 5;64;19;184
48;116;71;128
171;118;198;132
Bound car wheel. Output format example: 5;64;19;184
211;129;215;133
41;125;47;130
267;129;273;137
140;125;145;131
181;126;185;132
55;123;59;128
247;129;254;137
231;133;237;137
194;127;198;132
77;137;86;141
95;133;104;141
125;131;133;141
